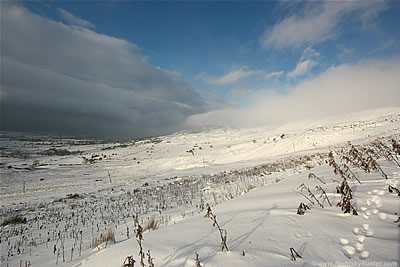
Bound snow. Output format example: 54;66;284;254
80;162;400;266
1;107;399;266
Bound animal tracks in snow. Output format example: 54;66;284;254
342;246;356;258
362;189;386;219
357;236;365;243
294;229;312;239
362;224;374;237
355;242;364;252
378;213;387;220
360;251;370;260
339;186;387;260
339;223;372;259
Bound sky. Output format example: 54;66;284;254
1;1;400;139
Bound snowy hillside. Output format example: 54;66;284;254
1;108;399;266
81;161;400;266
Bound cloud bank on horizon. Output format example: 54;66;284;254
1;1;399;138
186;59;400;129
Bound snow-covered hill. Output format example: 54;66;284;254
0;107;399;266
81;161;400;266
1;107;399;198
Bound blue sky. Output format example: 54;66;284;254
1;1;400;138
24;1;400;96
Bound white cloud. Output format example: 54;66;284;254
58;8;95;29
287;46;319;78
287;60;316;78
264;71;284;80
186;59;400;129
203;66;263;86
338;46;355;62
301;46;320;61
0;3;205;138
261;1;387;49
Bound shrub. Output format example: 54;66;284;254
195;252;202;267
143;215;159;232
205;204;229;251
66;193;81;199
297;202;310;215
91;228;115;248
1;215;26;226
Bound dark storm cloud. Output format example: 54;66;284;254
0;2;206;138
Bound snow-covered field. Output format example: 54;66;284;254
1;108;399;266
